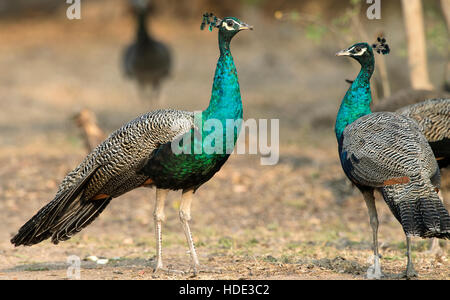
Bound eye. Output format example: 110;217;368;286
227;20;234;27
354;46;362;52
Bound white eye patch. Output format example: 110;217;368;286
349;46;367;56
222;19;239;31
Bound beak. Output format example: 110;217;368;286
336;49;352;57
239;23;254;31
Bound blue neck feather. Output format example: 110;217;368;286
202;32;243;144
335;58;374;140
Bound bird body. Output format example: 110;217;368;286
123;1;171;98
11;109;193;245
335;40;450;278
141;35;243;191
396;98;450;169
340;112;448;238
12;14;253;276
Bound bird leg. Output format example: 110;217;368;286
404;236;418;279
179;189;200;275
153;189;171;273
362;189;384;279
427;238;442;255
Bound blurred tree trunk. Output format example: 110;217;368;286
401;0;434;90
441;0;450;90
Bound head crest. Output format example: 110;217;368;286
372;37;390;55
200;12;223;32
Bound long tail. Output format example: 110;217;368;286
381;175;450;239
11;167;111;246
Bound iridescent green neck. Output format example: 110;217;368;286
203;32;243;122
335;58;374;140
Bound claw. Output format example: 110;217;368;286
366;255;384;280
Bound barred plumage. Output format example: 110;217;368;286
11;109;194;246
341;112;448;238
336;41;450;278
12;15;253;275
396;98;450;169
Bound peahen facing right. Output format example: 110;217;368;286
335;38;450;279
11;13;253;276
122;0;171;102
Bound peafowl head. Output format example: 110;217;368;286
201;13;253;40
336;43;374;66
336;37;389;66
131;0;151;10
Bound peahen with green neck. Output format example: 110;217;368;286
11;13;253;275
335;38;450;279
123;0;171;102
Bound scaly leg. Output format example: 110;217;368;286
405;235;418;279
179;189;200;275
153;188;168;272
428;238;442;254
362;189;384;279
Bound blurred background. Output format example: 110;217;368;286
0;0;448;279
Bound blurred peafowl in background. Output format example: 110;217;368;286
11;13;253;275
122;0;171;103
335;38;450;279
372;89;450;112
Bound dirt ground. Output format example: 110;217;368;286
0;2;448;280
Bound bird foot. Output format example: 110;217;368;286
392;267;418;280
403;267;418;280
366;255;384;280
187;264;223;277
424;240;443;255
366;265;384;280
153;264;185;275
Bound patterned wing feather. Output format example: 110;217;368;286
396;98;450;142
340;112;438;187
11;109;193;245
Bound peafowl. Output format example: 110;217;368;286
394;99;450;255
335;38;450;279
122;0;171;102
372;89;450;112
396;99;450;170
11;13;253;275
